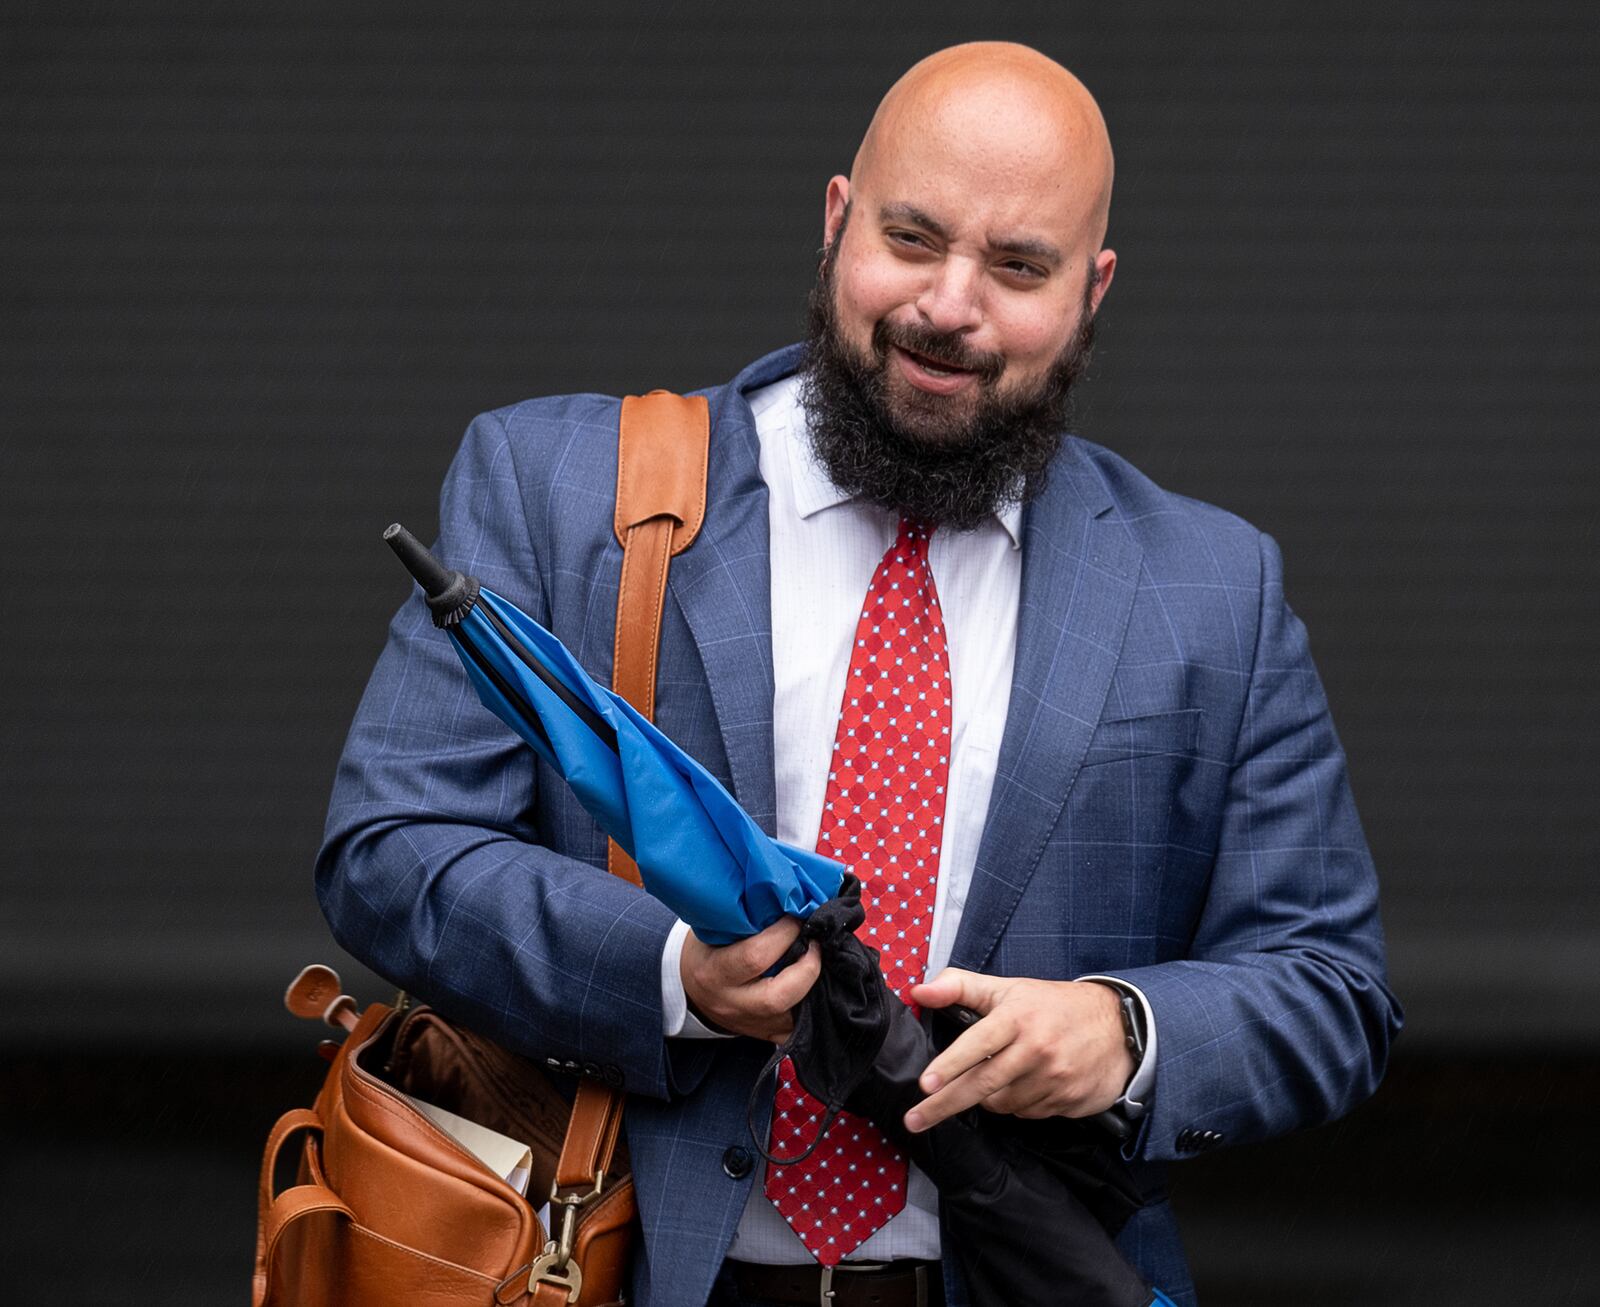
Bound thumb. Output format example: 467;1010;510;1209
909;967;1003;1014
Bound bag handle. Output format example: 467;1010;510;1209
256;1108;325;1234
253;1108;354;1307
553;390;709;1198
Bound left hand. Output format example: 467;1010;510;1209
903;970;1134;1133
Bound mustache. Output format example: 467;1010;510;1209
871;318;1005;386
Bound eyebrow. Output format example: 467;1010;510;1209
878;201;1063;270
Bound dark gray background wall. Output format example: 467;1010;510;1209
3;2;1597;1303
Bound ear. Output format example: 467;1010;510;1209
1089;248;1117;316
823;175;851;248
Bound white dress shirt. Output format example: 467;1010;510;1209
658;372;1155;1264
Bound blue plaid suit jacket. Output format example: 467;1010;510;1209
318;343;1401;1307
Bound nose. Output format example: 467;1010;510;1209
914;257;983;335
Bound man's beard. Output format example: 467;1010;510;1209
799;241;1098;531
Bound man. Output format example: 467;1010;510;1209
317;42;1400;1307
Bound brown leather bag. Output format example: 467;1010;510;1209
254;391;711;1307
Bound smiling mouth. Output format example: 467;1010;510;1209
901;348;972;377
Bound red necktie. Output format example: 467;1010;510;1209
765;517;952;1264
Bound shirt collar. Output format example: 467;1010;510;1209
773;374;1025;551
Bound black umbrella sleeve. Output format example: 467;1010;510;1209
839;1000;1153;1307
756;881;1157;1307
833;999;1154;1307
746;876;895;1165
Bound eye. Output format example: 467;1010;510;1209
886;228;934;251
998;259;1047;282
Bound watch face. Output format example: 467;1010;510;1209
1118;992;1145;1055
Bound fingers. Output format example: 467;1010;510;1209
990;1081;1056;1119
680;919;821;1043
909;967;1006;1013
917;1011;1014;1095
707;916;803;985
906;1043;1031;1133
758;940;821;1014
902;979;1137;1129
907;967;971;1010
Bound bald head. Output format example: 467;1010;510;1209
853;42;1114;248
813;43;1118;459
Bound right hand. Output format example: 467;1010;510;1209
680;917;822;1042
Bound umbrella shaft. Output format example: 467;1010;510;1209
455;631;558;757
477;603;619;755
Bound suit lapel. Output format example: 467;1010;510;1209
665;349;804;836
949;446;1144;971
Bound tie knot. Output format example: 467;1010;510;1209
896;516;936;552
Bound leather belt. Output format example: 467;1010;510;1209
724;1258;944;1307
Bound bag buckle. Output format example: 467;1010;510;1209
504;1174;602;1304
526;1248;583;1304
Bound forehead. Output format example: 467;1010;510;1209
856;76;1104;252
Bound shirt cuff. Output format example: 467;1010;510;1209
662;919;733;1040
1077;975;1157;1119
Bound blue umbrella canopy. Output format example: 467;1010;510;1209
385;524;842;945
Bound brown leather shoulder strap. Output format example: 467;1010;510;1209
552;389;709;1204
606;390;710;886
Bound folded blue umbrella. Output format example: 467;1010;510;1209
384;524;842;945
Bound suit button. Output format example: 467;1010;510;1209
582;1061;601;1079
602;1065;624;1088
545;1057;562;1070
1175;1129;1194;1152
722;1146;754;1180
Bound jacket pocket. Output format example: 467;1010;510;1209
1079;709;1202;768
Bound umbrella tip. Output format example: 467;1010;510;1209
383;522;481;627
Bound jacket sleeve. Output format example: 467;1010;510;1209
314;408;715;1101
1099;531;1403;1161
